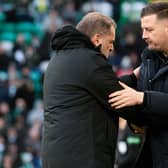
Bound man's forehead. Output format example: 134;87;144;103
141;15;157;25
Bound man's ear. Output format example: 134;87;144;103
165;21;168;33
91;33;101;47
166;26;168;34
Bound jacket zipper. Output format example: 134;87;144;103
147;59;152;90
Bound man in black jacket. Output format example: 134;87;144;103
109;2;168;168
42;12;144;168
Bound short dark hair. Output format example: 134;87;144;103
76;12;116;38
141;2;168;19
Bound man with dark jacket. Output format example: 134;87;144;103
109;2;168;168
42;12;144;168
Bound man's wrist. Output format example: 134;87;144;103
137;92;144;105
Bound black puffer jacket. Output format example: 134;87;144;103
135;48;168;168
42;25;145;168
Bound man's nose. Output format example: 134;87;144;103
110;44;114;52
142;31;147;40
142;34;146;40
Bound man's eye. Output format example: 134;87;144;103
146;28;153;32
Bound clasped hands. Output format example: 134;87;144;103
108;81;145;134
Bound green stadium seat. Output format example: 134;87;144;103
16;22;35;33
0;23;16;32
0;32;16;42
0;13;6;22
17;22;43;38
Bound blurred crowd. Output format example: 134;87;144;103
0;0;149;167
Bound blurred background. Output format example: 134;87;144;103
0;0;158;167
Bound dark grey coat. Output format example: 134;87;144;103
42;26;143;168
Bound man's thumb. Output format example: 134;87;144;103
119;81;129;89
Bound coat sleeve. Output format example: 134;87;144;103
119;73;137;88
85;63;149;125
143;91;168;117
136;49;168;126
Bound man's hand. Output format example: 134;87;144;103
130;123;145;134
133;66;140;79
108;81;144;109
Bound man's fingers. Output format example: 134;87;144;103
109;82;129;98
111;98;128;108
115;104;126;109
109;92;120;98
109;90;125;98
112;103;127;109
108;96;122;103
